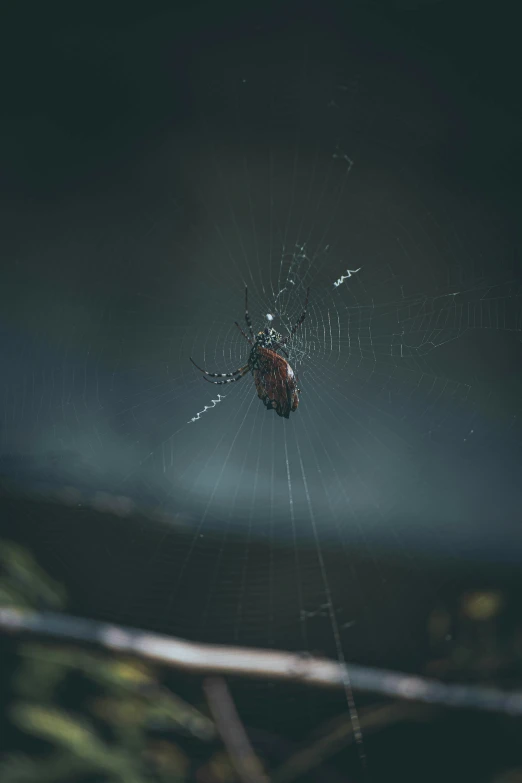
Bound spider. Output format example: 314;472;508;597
190;286;310;418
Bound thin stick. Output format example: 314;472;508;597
1;608;522;717
203;677;269;783
272;702;436;783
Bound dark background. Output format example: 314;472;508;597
1;1;521;780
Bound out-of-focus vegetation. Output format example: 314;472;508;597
0;540;240;783
2;537;522;783
0;539;67;612
426;588;522;683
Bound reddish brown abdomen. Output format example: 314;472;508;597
253;348;299;418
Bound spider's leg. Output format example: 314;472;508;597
278;288;310;345
190;357;248;378
235;321;253;345
289;287;310;337
273;342;289;358
244;286;255;340
202;366;250;385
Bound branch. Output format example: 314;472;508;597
1;608;522;716
203;677;269;783
271;702;436;783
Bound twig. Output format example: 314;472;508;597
1;608;522;716
271;702;437;783
203;677;269;783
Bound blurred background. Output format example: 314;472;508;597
1;1;521;780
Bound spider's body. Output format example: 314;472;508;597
254;326;282;350
251;344;299;418
190;287;309;418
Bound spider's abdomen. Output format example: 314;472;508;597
251;347;299;419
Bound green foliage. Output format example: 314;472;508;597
0;539;66;611
0;540;218;783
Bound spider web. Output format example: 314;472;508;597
1;6;521;778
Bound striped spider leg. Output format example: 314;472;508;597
244;285;255;341
279;286;310;345
189;357;250;385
